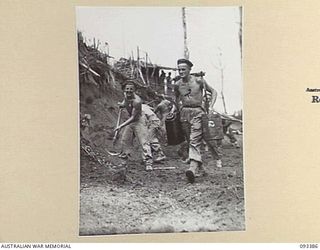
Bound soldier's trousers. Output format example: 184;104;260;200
148;120;165;156
121;115;164;165
180;107;222;165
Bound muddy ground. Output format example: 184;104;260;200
79;135;245;236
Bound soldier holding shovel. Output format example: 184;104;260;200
114;80;166;171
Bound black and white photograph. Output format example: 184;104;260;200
77;6;244;235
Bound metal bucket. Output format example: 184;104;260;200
202;112;224;140
165;112;185;145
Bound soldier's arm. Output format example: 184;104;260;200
169;84;180;113
154;103;161;114
202;78;218;107
154;103;164;120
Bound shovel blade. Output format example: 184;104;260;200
105;148;121;156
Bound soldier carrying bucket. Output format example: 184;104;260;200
169;58;222;183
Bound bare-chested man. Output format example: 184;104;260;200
115;81;165;171
171;58;222;183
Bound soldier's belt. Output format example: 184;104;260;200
182;105;203;108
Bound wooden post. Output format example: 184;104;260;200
137;46;140;70
217;50;227;114
130;50;134;77
138;68;146;85
105;42;109;64
182;7;189;59
137;46;147;85
164;76;168;95
213;49;228;114
137;46;140;80
146;53;149;86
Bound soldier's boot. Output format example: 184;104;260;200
185;160;199;183
118;153;129;168
145;158;153;171
145;164;153;171
153;151;167;163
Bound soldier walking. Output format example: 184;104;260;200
171;59;222;183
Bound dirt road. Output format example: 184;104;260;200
79;136;244;236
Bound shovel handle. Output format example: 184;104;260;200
113;108;123;142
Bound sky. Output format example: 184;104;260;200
76;7;242;114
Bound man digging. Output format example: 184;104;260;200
115;80;166;171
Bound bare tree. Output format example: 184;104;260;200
213;48;228;114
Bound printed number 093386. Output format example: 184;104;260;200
300;244;318;248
